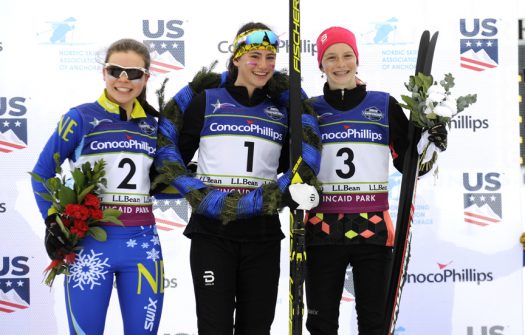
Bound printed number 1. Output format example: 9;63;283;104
244;141;254;172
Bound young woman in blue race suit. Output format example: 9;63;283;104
31;38;164;335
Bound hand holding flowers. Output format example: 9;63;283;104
399;73;477;173
30;154;122;287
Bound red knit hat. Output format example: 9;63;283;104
316;26;359;67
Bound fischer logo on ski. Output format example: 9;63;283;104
288;0;307;334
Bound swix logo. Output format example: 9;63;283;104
459;19;498;71
203;270;215;286
406;261;493;285
467;325;505;335
0;96;28;153
143;20;185;74
463;172;502;226
0;256;30;313
143;297;159;331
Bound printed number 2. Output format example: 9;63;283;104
336;147;355;179
117;158;137;189
244;141;254;172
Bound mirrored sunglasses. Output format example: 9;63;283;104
234;30;279;50
104;63;149;80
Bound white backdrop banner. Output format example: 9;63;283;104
0;1;523;334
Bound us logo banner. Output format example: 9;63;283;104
463;192;502;226
153;198;190;232
143;20;185;74
0;278;30;313
0;119;27;153
460;38;498;71
459;18;499;71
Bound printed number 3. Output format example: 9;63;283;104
336;147;355;179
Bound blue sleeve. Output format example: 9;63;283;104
31;108;85;219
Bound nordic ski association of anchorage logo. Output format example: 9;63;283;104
459;18;498;72
36;16;100;73
36;17;77;45
143;20;185;75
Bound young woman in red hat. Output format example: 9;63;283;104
304;26;447;334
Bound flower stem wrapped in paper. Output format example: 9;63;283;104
399;73;477;175
30;153;122;287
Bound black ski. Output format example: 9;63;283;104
384;30;438;335
288;0;306;334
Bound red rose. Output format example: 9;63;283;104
64;204;90;221
70;219;89;238
83;194;101;209
90;208;104;220
64;253;76;264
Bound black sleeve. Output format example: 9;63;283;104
179;91;206;165
278;132;290;174
388;96;410;173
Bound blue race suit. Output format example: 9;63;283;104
31;91;164;335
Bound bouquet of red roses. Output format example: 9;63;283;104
30;153;122;287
